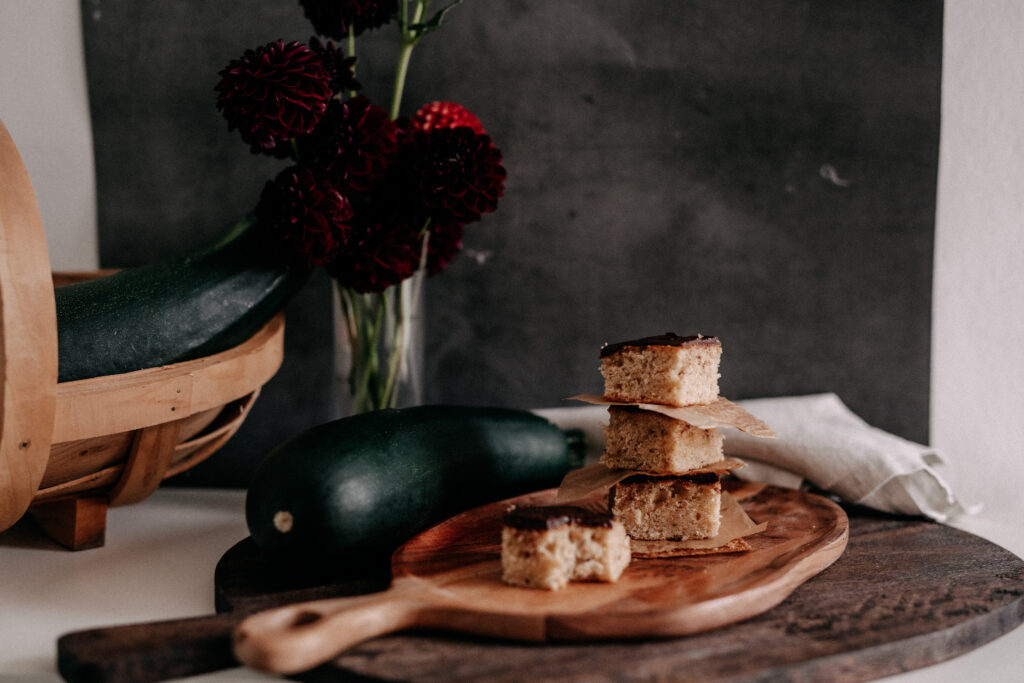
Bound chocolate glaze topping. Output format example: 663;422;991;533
619;471;721;486
503;505;615;530
608;405;648;415
599;333;719;358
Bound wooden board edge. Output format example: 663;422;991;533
751;595;1024;682
548;496;851;640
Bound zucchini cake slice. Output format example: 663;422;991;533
610;471;722;541
501;505;631;590
599;333;721;406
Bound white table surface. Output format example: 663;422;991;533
2;487;1022;682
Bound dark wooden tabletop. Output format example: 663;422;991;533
57;497;1024;683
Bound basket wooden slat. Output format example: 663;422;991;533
0;119;59;535
0;118;285;549
50;313;283;443
25;314;285;548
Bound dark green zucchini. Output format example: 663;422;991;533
245;405;585;568
55;214;310;382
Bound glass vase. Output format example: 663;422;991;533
332;271;425;415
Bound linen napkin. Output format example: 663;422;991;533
536;393;976;523
723;393;977;522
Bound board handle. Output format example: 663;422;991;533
57;614;243;683
232;581;426;674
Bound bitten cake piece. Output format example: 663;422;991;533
610;472;722;541
502;506;631;590
501;507;574;590
569;511;632;583
600;333;721;406
602;405;724;473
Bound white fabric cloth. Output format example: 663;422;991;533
536;393;978;523
724;393;977;521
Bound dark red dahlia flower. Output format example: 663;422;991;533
298;96;398;193
410;101;487;135
309;37;361;95
325;212;423;293
426;221;465;276
400;127;506;224
215;40;332;155
255;165;353;266
299;0;398;39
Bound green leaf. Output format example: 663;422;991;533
409;0;465;37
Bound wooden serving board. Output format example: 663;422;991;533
57;483;1024;682
230;481;847;673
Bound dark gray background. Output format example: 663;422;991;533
80;0;941;487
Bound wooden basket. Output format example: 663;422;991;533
0;119;284;549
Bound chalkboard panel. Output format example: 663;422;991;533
80;1;941;486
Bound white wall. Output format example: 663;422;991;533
0;0;97;270
2;2;1021;518
932;0;1024;523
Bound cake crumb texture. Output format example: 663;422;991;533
602;406;724;472
501;525;575;590
501;507;632;590
611;476;722;541
600;337;721;406
570;523;631;582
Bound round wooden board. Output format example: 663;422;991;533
211;485;1024;681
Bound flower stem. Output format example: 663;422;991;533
338;277;421;413
366;292;387;409
390;42;415;119
336;1;441;413
381;285;404;406
347;25;358;99
389;0;428;119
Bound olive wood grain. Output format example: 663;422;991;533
304;499;1024;683
231;483;849;675
0;118;59;533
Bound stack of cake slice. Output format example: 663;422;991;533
499;332;767;589
599;333;728;542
